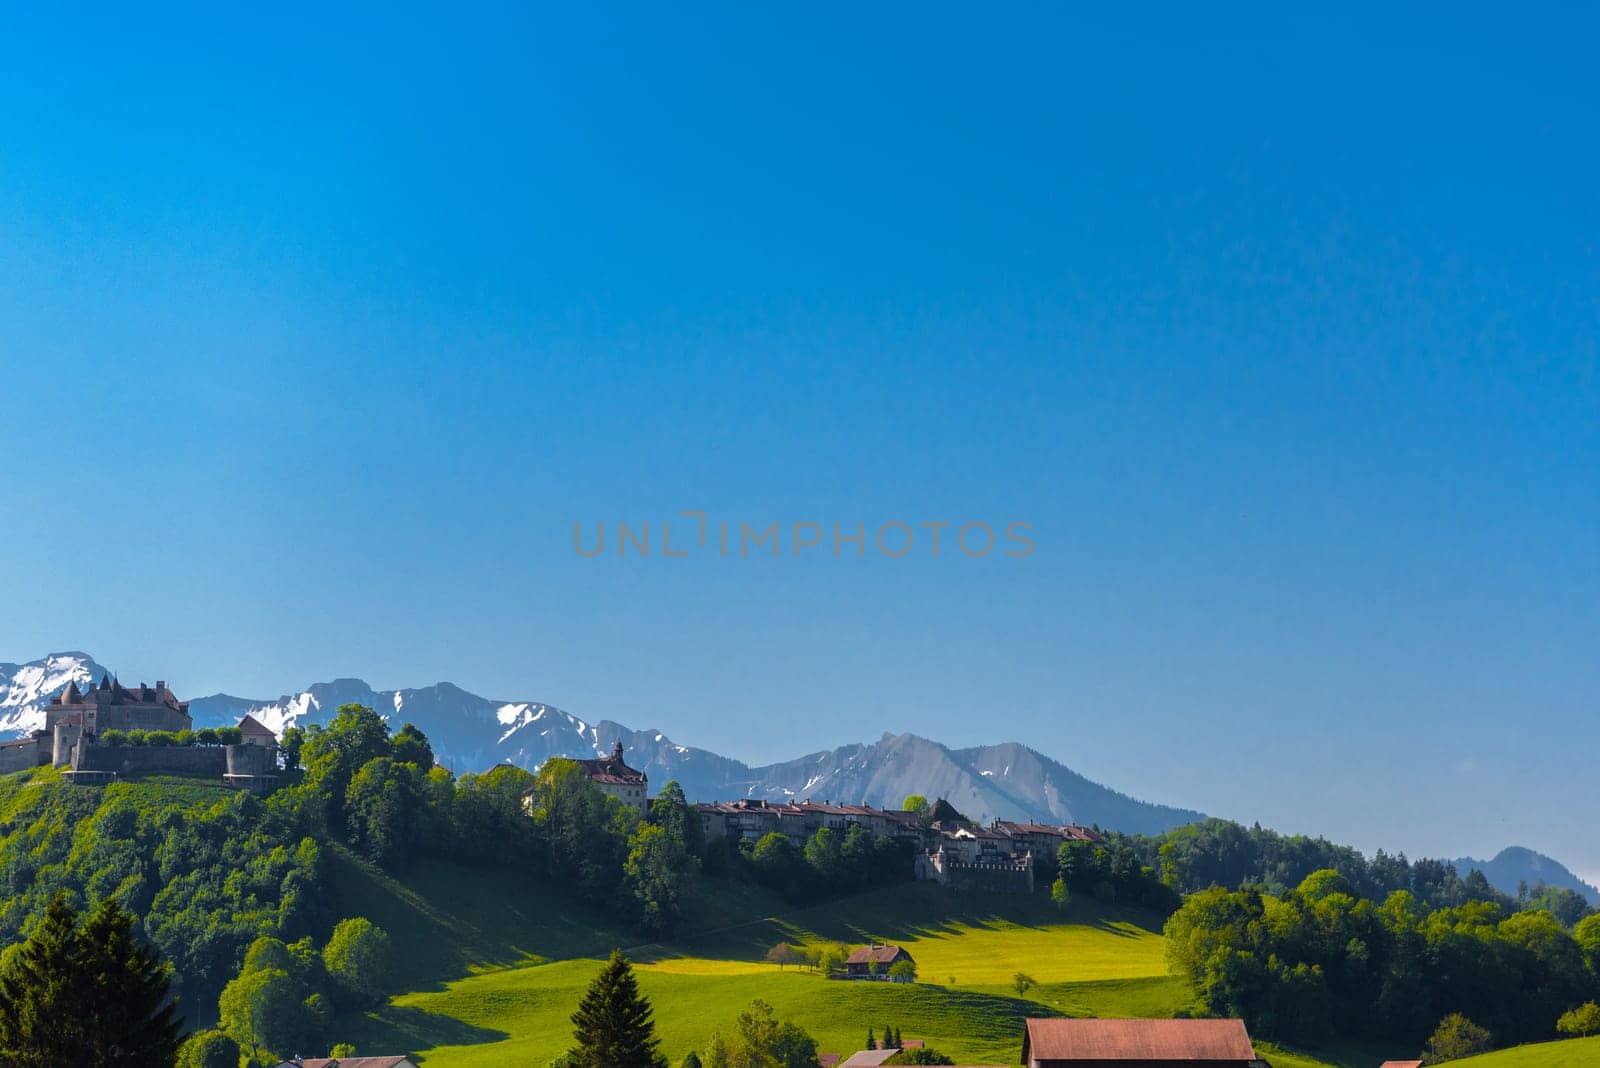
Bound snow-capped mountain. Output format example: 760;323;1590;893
0;652;117;736
0;652;1197;833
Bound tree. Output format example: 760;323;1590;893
884;1050;954;1066
322;917;394;1010
1012;971;1036;997
74;897;185;1065
648;781;704;857
0;894;84;1064
0;893;183;1068
815;946;846;978
682;1054;703;1068
888;959;916;983
703;1033;731;1068
567;951;668;1068
1558;1002;1600;1037
345;756;427;868
1425;1014;1492;1062
330;1043;358;1057
391;723;436;769
218;967;310;1065
178;1030;241;1068
902;796;929;824
765;943;803;970
1050;876;1070;912
624;823;689;936
1576;914;1600;971
866;1027;876;1051
881;1023;895;1049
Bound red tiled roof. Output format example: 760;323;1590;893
286;1058;415;1068
1378;1062;1424;1068
1022;1018;1256;1062
846;944;909;965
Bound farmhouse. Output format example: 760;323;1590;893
271;1057;418;1068
1021;1018;1267;1068
844;944;914;980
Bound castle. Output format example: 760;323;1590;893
0;675;277;789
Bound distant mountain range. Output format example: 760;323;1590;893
3;652;1594;903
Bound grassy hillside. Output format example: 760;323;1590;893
326;850;1201;1065
1452;1035;1600;1065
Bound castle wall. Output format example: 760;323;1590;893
0;735;50;774
225;744;275;777
53;725;84;766
97;705;191;733
72;743;228;777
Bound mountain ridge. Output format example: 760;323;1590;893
4;652;1595;904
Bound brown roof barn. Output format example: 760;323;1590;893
844;944;913;979
1021;1018;1263;1068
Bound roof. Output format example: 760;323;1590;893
1021;1018;1256;1063
574;740;646;785
273;1059;416;1068
1378;1062;1424;1068
238;714;276;737
846;944;910;965
819;1055;842;1068
273;1058;416;1068
51;677;188;714
839;1051;899;1068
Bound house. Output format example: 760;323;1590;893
575;740;649;812
844;944;914;980
1021;1019;1267;1068
238;714;277;747
271;1057;418;1068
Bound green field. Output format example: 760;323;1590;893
1452;1035;1600;1066
329;851;1410;1067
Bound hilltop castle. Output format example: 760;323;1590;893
0;675;277;789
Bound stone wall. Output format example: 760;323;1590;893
0;735;50;774
72;743;228;777
225;744;275;777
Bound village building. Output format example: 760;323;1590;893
843;944;914;980
238;714;277;746
1021;1018;1268;1068
575;740;649;813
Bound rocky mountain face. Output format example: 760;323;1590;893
0;652;117;736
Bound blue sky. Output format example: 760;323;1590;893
2;5;1596;878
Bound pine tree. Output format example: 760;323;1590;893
77;898;184;1065
881;1023;895;1049
0;894;183;1068
893;1027;903;1048
567;950;668;1068
0;894;86;1066
866;1027;876;1050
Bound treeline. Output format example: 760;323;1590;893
1115;818;1594;923
98;726;245;747
1043;839;1181;916
740;827;913;903
1165;868;1600;1052
274;704;706;938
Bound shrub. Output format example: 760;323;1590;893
177;1029;240;1068
1425;1014;1493;1062
1558;1002;1600;1037
885;1050;954;1066
323;917;393;1010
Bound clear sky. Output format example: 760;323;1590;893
1;5;1596;879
